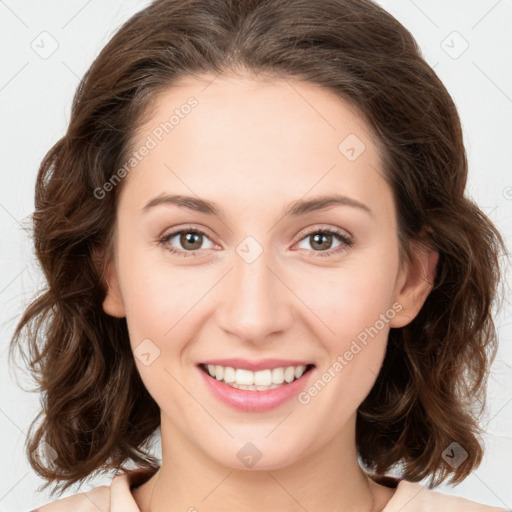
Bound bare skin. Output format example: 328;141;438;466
102;72;437;512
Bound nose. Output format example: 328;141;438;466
215;242;294;345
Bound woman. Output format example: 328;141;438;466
11;0;507;510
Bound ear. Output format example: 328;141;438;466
389;240;439;328
93;247;126;318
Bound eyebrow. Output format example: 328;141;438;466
142;193;372;218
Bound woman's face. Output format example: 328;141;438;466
103;74;435;470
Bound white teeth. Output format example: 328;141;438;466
204;364;309;389
271;367;285;384
235;368;254;386
223;366;236;383
284;366;295;383
230;382;282;391
254;369;272;386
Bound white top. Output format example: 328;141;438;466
33;468;509;511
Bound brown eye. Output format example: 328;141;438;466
179;231;203;250
296;228;353;257
309;232;335;251
159;227;215;257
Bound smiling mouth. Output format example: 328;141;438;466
198;363;315;391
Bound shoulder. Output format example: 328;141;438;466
383;479;508;512
33;485;110;512
31;467;156;512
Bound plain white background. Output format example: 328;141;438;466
1;1;511;511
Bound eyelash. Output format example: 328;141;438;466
157;225;354;258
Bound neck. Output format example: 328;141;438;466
133;413;391;512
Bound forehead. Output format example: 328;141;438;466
121;73;392;222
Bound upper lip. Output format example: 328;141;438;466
199;358;314;372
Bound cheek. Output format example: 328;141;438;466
290;248;398;405
295;277;393;428
292;248;399;345
116;241;208;342
115;249;207;413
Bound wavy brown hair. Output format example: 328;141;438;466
10;0;504;496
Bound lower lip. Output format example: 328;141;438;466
198;365;314;412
